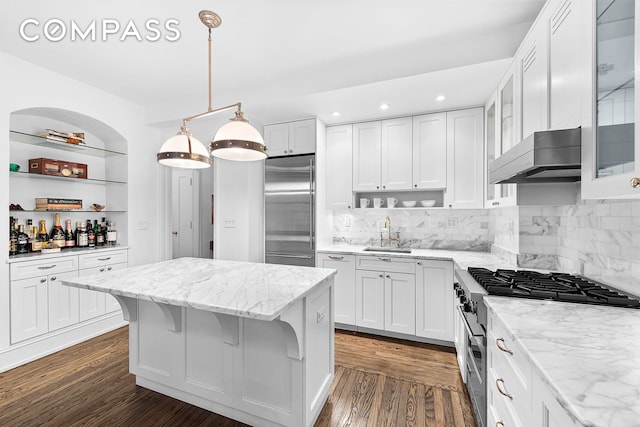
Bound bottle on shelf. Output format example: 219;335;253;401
87;219;95;247
16;225;29;254
37;220;49;247
49;213;66;249
94;220;105;246
9;217;18;256
64;219;75;249
107;221;117;246
26;219;34;253
76;221;88;248
30;225;41;253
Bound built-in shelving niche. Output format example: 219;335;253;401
353;190;445;209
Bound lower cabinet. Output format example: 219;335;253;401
317;253;356;325
9;249;128;344
318;251;454;344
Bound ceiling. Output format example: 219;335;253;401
0;0;546;127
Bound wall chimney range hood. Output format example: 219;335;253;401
488;128;582;184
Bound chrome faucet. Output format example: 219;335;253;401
380;216;400;247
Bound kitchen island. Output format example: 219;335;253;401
61;257;336;427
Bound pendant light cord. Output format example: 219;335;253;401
208;28;213;112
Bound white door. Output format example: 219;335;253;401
318;254;356;325
413;112;447;189
105;263;128;312
352;121;382;191
355;270;384;330
264;123;289;156
289;119;316;155
384;272;416;334
172;168;198;258
325;125;353;209
381;117;413;190
48;270;79;331
10;276;49;343
415;260;454;341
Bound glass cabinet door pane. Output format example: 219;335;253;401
596;0;635;178
486;102;497;200
501;76;514;153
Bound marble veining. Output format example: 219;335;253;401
485;297;640;427
61;257;336;321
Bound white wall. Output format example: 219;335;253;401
1;51;164;349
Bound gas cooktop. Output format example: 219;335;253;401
468;267;640;309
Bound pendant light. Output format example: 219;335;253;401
156;10;267;168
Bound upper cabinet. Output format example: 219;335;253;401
582;0;640;199
445;108;484;209
519;14;548;140
325;125;353;209
264;118;316;157
412;113;447;189
352;121;382;191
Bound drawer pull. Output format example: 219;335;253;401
37;265;56;270
377;257;391;262
496;378;513;400
40;278;47;283
496;338;513;355
97;257;112;261
328;255;344;260
496;422;505;427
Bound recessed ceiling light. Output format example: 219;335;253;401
332;111;341;117
379;103;390;110
436;95;446;102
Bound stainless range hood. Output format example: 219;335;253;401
488;127;581;184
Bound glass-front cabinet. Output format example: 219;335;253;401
582;0;640;198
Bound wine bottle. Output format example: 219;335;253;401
76;222;88;248
37;220;49;247
49;213;66;249
107;221;117;246
16;225;29;254
64;219;75;249
30;225;41;252
9;217;18;256
94;220;105;246
87;220;95;247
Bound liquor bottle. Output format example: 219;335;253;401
64;219;75;249
9;217;18;256
49;213;66;249
26;219;34;253
76;222;88;248
107;221;117;246
30;225;41;253
94;220;105;246
87;220;95;247
37;220;49;247
16;225;29;254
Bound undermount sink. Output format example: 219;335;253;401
363;246;412;254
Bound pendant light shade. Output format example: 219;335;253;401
210;112;268;161
156;10;267;169
157;130;212;169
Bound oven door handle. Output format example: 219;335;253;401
456;305;484;337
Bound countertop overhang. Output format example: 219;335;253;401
61;257;336;321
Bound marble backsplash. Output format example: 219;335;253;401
332;208;492;251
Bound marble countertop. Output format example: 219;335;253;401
61;257;336;321
484;297;640;427
317;244;517;270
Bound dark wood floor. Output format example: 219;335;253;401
0;327;476;427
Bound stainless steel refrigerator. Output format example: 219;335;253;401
265;154;315;267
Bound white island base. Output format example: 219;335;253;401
121;283;333;427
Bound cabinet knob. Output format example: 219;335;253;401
348;205;352;209
100;268;105;272
386;274;391;278
40;278;47;283
631;177;640;188
417;261;423;266
414;184;417;188
376;186;379;189
383;185;386;189
289;149;293;153
283;150;287;154
50;276;56;281
379;274;384;278
107;266;112;271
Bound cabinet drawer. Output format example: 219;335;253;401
78;249;128;269
355;255;415;274
10;255;78;280
488;368;525;427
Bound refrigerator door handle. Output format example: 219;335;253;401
266;253;313;259
309;157;314;249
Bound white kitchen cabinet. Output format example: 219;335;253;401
10;276;49;343
499;60;518;153
48;271;80;332
547;0;583;131
264;118;316;156
325;125;353;209
317;253;356;325
355;269;385;330
381;117;413;190
412;112;447;189
445;108;484;208
352;121;382;191
78;249;128;319
78;288;106;322
415;260;453;342
533;372;578;427
581;0;640;199
383;272;415;335
485;93;517;208
452;286;466;383
518;15;548;140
